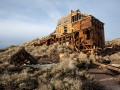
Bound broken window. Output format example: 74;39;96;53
75;15;77;21
80;46;83;49
47;39;51;45
72;13;81;22
77;13;79;20
78;14;81;19
72;15;77;22
84;30;90;39
72;16;74;22
64;26;67;33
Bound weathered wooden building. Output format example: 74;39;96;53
9;47;38;66
34;10;105;52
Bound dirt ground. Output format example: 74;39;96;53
88;68;120;90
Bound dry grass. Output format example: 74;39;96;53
0;65;38;90
82;81;105;90
0;58;106;90
36;59;105;90
0;41;108;90
118;76;120;85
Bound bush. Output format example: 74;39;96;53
118;77;120;85
0;84;4;90
20;77;38;90
7;65;22;72
0;64;5;73
82;81;106;90
0;71;38;90
37;59;96;90
78;52;88;61
0;42;107;90
69;53;78;59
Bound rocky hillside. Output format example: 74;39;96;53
0;38;120;90
105;38;120;46
102;38;120;64
0;41;106;90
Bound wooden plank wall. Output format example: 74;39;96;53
34;10;105;52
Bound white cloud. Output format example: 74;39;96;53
0;20;53;37
0;0;120;48
0;20;55;48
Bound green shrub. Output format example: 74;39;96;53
7;65;22;72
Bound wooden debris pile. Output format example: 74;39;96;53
101;45;120;56
9;47;38;66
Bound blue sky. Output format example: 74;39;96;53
0;0;120;48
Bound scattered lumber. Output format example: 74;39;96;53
92;61;120;74
9;47;38;66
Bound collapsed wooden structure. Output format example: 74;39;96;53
34;10;105;52
92;61;120;74
9;47;37;66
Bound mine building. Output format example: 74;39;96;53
34;10;105;52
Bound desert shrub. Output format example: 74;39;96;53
0;74;19;90
57;47;64;53
0;57;103;90
0;62;9;74
0;71;38;90
69;53;78;59
57;44;72;54
7;65;22;72
90;54;95;61
22;67;38;74
19;77;38;90
59;53;69;60
37;59;95;90
26;46;34;52
82;81;105;90
29;77;38;85
64;78;82;90
51;43;59;49
118;77;120;85
0;61;2;64
76;60;93;70
47;43;59;56
78;52;88;61
51;79;64;89
18;82;27;90
57;44;65;50
0;64;5;73
0;42;107;90
76;61;86;68
8;45;17;48
0;56;9;63
51;59;77;74
40;45;48;53
76;71;93;81
57;45;66;53
0;83;4;90
0;46;19;63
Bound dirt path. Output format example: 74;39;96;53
88;68;120;90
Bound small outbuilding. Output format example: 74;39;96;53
9;47;38;66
